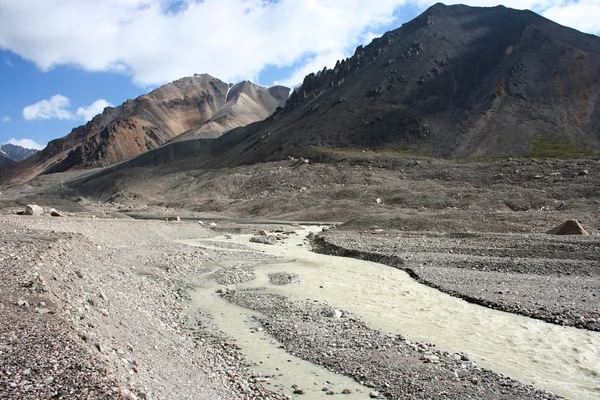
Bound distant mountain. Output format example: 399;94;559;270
0;150;15;167
0;74;289;183
204;3;600;166
0;143;39;162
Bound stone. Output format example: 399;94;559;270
24;204;43;216
376;198;382;204
342;388;352;394
293;389;304;395
75;270;84;278
327;309;343;319
17;299;29;307
257;229;268;236
250;236;277;245
49;208;63;217
369;391;381;398
547;220;590;235
198;221;204;225
209;222;217;227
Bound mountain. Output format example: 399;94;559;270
203;3;600;166
0;143;39;162
0;150;15;167
0;74;289;184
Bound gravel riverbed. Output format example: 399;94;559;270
312;230;600;331
0;213;592;400
0;215;287;400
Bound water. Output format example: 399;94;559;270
181;227;600;400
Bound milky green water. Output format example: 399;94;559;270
181;227;600;400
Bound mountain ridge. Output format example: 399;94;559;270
0;74;289;184
0;143;39;162
202;3;600;167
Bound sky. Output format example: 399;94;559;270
1;0;599;151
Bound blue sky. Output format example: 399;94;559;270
1;0;599;151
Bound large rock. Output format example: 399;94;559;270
49;208;63;217
24;204;43;216
547;220;590;235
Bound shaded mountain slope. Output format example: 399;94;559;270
206;3;600;166
0;75;288;184
0;144;38;162
0;150;15;167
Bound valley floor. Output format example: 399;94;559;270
1;155;599;399
1;213;598;399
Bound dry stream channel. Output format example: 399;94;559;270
180;227;600;400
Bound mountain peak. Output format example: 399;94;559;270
0;143;39;162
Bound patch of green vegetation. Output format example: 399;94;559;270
374;149;414;155
314;146;414;156
528;134;599;159
314;146;364;154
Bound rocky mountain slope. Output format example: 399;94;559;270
206;3;600;166
0;74;288;184
0;143;39;162
0;150;15;167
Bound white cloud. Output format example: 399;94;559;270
0;1;598;89
543;1;600;34
0;0;411;86
23;95;112;121
2;116;10;123
76;99;113;122
5;138;45;150
23;94;73;120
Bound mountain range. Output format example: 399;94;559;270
0;75;289;183
0;143;39;162
2;3;600;187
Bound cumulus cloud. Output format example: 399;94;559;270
5;138;45;150
23;94;73;120
23;95;112;121
2;116;10;123
76;99;113;122
0;1;598;88
0;0;410;86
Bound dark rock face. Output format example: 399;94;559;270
0;144;38;162
214;4;600;166
0;151;15;167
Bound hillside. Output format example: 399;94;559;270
206;3;600;166
0;150;15;167
0;74;288;184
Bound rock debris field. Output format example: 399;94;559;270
3;210;597;399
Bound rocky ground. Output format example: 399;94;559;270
313;230;600;331
1;154;599;399
222;290;560;400
0;215;289;400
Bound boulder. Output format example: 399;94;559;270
326;309;343;319
24;204;43;216
49;208;63;217
249;235;277;245
547;220;590;235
